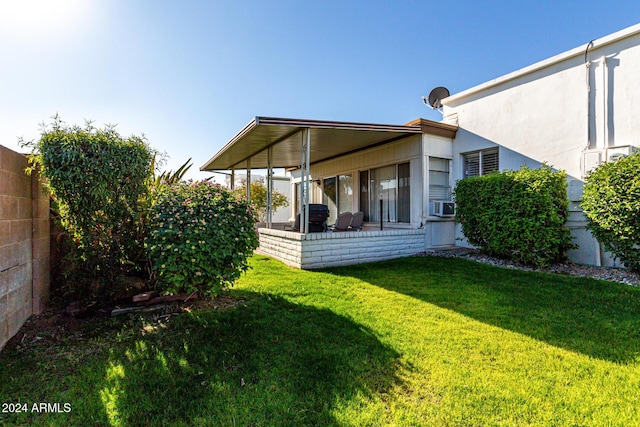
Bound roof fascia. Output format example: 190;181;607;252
444;23;640;105
200;117;259;171
404;118;458;138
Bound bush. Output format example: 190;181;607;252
581;152;640;271
24;117;154;300
454;164;574;267
147;181;259;296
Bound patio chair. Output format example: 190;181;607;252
286;214;300;232
348;211;364;231
330;212;352;231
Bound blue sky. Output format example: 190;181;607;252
1;1;639;180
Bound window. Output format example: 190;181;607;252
370;165;397;222
338;174;353;214
322;174;353;225
463;148;499;177
397;163;410;223
360;162;410;223
322;177;337;224
429;157;450;200
359;170;369;221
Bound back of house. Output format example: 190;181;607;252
443;23;640;267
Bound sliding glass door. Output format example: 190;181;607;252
360;162;410;223
359;170;369;221
369;165;397;223
397;162;410;223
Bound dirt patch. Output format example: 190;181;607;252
3;293;245;353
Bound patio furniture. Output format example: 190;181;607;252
307;204;329;232
286;214;300;231
330;212;353;231
348;211;365;231
288;204;329;232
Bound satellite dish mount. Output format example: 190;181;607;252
422;86;450;113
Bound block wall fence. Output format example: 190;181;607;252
0;145;50;351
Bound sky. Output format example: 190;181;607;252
1;0;640;181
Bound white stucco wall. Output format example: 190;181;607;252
422;133;456;247
443;24;640;267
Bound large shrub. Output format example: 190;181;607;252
581;152;640;271
147;181;259;296
25;117;154;298
454;164;574;267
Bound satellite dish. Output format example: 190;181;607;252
427;86;450;109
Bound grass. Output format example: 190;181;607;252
2;255;640;426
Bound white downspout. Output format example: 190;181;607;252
584;40;602;267
421;135;427;224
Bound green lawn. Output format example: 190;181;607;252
2;255;640;426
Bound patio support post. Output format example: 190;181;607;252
267;146;273;229
230;167;235;190
305;128;311;234
246;158;251;201
300;128;310;234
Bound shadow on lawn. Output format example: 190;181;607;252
95;293;402;426
328;256;640;364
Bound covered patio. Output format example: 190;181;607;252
201;116;457;268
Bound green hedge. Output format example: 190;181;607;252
25;117;154;300
581;152;640;271
454;165;574;267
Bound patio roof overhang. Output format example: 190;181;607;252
200;116;457;171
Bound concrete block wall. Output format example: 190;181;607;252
0;145;50;351
257;228;426;269
256;228;303;267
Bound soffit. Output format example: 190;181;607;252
200;116;456;171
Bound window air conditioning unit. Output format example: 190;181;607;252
431;201;456;217
607;145;637;162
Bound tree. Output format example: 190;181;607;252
238;180;289;222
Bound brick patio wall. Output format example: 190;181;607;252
0;145;50;351
257;228;426;269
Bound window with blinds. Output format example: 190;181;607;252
429;157;450;200
463;148;499;178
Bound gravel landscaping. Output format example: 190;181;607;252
425;248;640;287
